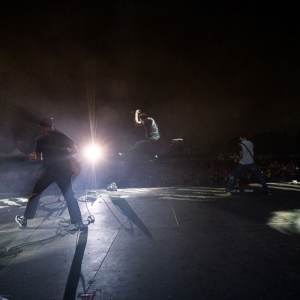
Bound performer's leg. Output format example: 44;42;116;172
56;174;82;224
24;169;54;219
148;139;160;155
248;163;270;193
126;140;150;155
226;164;244;191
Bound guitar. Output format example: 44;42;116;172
69;157;81;179
29;153;81;179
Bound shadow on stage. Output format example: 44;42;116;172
110;197;153;239
63;231;88;300
36;197;68;225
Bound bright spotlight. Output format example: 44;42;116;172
85;144;102;161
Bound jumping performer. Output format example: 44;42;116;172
119;109;160;156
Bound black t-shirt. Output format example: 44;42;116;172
35;131;75;171
141;118;160;141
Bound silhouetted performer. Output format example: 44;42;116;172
15;118;87;230
225;135;271;195
120;109;160;156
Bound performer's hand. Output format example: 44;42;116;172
135;109;141;114
29;153;36;161
29;153;42;162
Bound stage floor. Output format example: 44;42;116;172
1;184;300;299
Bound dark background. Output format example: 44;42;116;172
1;0;299;155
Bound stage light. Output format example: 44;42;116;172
85;144;102;161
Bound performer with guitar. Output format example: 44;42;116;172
225;135;271;195
15;118;87;231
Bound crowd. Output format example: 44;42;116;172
1;155;299;194
0;162;56;195
94;154;300;189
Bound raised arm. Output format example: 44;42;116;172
134;109;143;126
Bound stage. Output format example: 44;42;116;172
1;184;300;299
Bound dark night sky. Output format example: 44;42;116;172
1;0;300;154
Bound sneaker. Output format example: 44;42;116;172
224;189;231;193
15;215;27;228
74;220;88;232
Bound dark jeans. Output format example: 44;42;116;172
126;139;159;156
226;163;270;192
24;168;82;223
